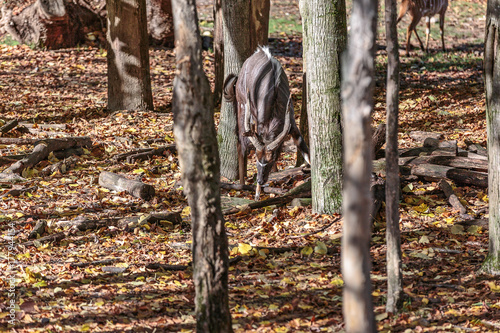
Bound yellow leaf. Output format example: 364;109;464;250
422;297;429;305
301;246;313;256
331;278;344;286
488;281;500;293
314;241;328;255
419;235;430;244
445;217;455;224
289;206;300;217
238;243;253;255
16;212;24;218
181;206;191;217
133;168;147;174
268;304;279;311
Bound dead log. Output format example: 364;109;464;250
1;0;103;49
0;136;91;176
21;232;66;247
69;258;120;268
400;155;488;173
0;119;18;134
98;171;155;200
146;263;188;271
0;156;19;167
423;138;457;151
438;179;472;220
0;185;37;198
126;144;176;163
457;219;488;229
220;182;287;195
267;166;310;185
40;155;79;176
19;122;67;130
0;138;38;145
28;220;47;239
409;131;443;142
113;148;155;162
467;143;487;157
411;164;488;188
223;181;312;215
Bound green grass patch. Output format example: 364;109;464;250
269;16;302;36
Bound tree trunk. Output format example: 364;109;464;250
250;0;270;47
0;0;102;49
296;72;309;167
218;0;253;180
146;0;174;46
171;0;233;331
340;0;377;329
482;0;500;275
384;0;403;313
299;0;346;214
213;0;224;106
106;0;154;111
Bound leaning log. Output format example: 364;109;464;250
0;136;91;176
98;171;155;200
411;164;488;188
438;179;472;219
0;119;18;134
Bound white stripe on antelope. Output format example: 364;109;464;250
223;46;310;200
397;0;448;56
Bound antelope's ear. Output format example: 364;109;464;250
223;74;238;102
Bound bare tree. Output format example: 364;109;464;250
171;0;232;331
106;0;153;111
385;0;404;312
340;0;378;329
482;0;500;275
299;0;347;214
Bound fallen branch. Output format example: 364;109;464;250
411;164;488;188
0;136;92;176
40;156;79;176
438;179;472;220
146;263;189;271
69;258;120;268
0;138;37;145
220;182;286;195
99;171;155;200
126;144;177;163
0;185;37;198
28;220;47;239
21;232;66;247
223;181;311;216
0;119;18;134
289;216;341;239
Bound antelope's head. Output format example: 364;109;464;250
243;92;292;186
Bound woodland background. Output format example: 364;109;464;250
0;0;497;332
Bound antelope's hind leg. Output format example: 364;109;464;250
439;10;446;52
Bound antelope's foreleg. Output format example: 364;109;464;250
425;17;431;53
440;12;446;52
290;123;310;165
237;141;247;185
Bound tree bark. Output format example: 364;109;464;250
340;0;377;328
213;0;224;106
250;0;270;47
171;0;233;331
98;171;155;200
299;0;346;214
296;72;309;167
106;0;153;111
384;0;403;313
482;0;500;274
218;0;254;181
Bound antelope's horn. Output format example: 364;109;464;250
267;95;292;151
244;93;264;151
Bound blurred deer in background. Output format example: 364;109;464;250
223;46;310;200
397;0;449;56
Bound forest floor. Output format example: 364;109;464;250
0;0;498;332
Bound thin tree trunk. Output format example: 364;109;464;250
213;0;223;106
171;0;233;330
218;0;253;180
299;0;346;214
296;72;309;167
385;0;403;312
482;0;500;275
340;0;377;328
106;0;153;111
